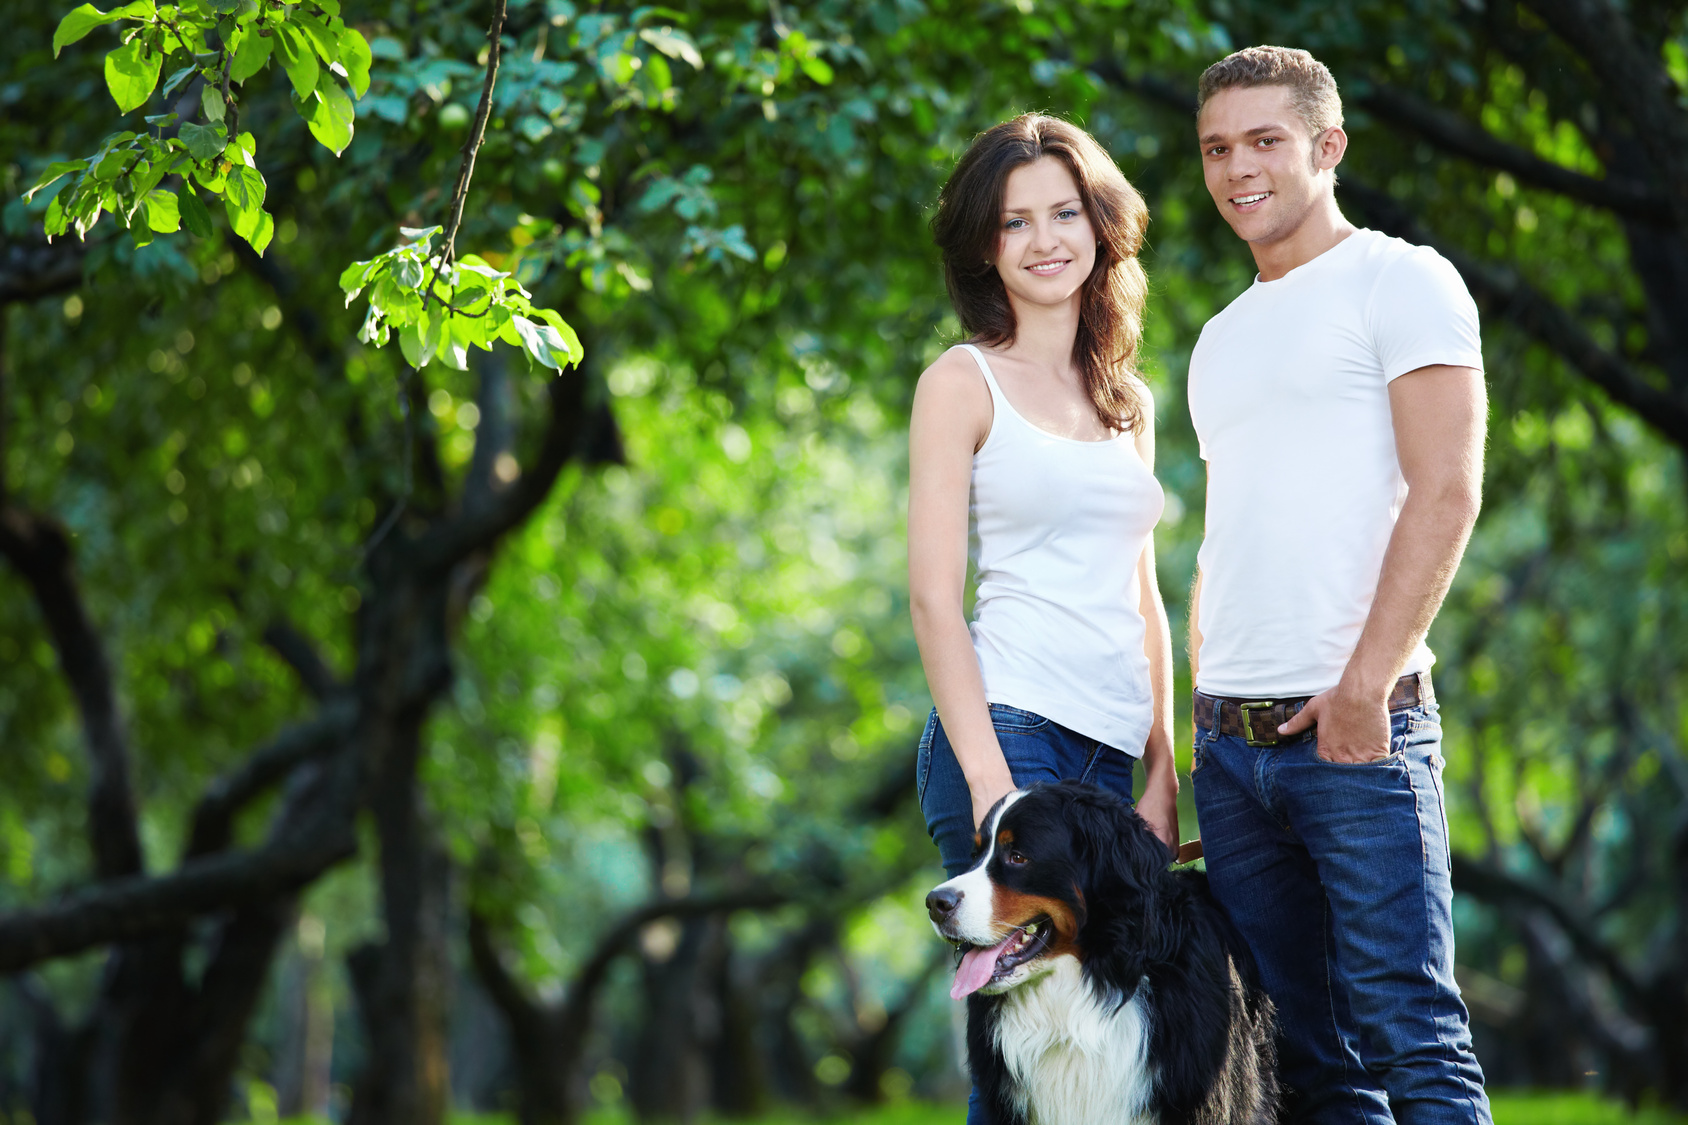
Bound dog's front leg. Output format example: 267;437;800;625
966;995;1030;1125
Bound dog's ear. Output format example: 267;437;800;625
1063;783;1165;904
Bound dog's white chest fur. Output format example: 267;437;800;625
993;958;1155;1125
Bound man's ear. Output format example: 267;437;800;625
1315;125;1348;172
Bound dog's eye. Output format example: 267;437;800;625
1006;850;1028;866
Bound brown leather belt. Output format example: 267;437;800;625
1194;672;1433;747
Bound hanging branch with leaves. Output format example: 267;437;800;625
338;0;582;375
27;0;581;377
27;0;369;253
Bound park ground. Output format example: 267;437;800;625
260;1092;1688;1125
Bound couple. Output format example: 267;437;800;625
909;46;1491;1125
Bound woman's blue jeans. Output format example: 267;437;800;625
917;703;1138;1124
1192;699;1492;1125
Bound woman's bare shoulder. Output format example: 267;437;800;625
915;345;989;403
912;345;992;449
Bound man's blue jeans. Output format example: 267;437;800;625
917;703;1138;1125
1192;698;1492;1125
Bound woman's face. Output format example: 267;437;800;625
993;156;1097;313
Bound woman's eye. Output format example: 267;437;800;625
1056;209;1078;220
1004;218;1026;230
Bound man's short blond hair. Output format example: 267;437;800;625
1197;46;1343;137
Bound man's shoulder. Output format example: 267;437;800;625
1351;229;1464;291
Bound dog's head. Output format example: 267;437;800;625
926;780;1170;999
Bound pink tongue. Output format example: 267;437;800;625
951;935;1014;1000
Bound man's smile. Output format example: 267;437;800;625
1230;191;1271;209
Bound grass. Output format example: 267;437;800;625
430;1092;1688;1125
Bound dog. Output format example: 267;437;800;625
926;780;1277;1125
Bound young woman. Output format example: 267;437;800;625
910;114;1178;890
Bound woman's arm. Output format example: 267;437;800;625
1134;408;1179;854
908;349;1014;830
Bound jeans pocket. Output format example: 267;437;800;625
988;703;1051;732
915;709;938;803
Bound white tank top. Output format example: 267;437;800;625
960;344;1165;754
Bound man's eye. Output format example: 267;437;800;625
1259;137;1277;147
1006;850;1028;865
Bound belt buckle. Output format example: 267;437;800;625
1239;701;1279;747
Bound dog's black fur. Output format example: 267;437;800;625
956;781;1277;1125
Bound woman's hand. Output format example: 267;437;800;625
968;763;1019;831
1135;772;1179;855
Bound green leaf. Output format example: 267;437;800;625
247;208;274;255
437;314;471;371
509;315;566;371
54;3;118;57
336;24;371;97
24;160;89;202
201;84;226;123
160;63;196;98
105;37;163;113
339;258;375;298
179;185;213;237
533;308;585;367
45;193;69;237
638;26;701;69
230;28;273;83
92;146;134;180
131;155;167;197
395;255;425;288
274;23;320;101
141;188;179;233
178;122;225;162
398;322;426;368
224;163;266;213
799;54;834;86
303;73;355;155
294;12;339;65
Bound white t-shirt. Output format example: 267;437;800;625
1188;228;1483;698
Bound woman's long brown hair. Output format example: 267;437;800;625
932;114;1150;434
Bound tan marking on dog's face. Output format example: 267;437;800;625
997;828;1014;849
991;887;1081;951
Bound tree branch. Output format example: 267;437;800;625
1522;0;1688;231
1452;852;1647;1008
0;239;86;305
1338;180;1688;452
1358;84;1673;224
0;818;355;973
435;0;509;273
462;349;514;513
261;620;343;701
183;699;357;860
410;363;590;579
0;506;143;881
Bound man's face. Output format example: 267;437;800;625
1197;84;1342;247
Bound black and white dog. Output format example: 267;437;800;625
926;781;1277;1125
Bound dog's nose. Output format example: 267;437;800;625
926;886;962;923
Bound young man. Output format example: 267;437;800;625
1187;46;1492;1125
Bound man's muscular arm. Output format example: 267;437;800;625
1278;364;1485;762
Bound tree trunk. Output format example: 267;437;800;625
348;765;455;1125
628;915;722;1123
